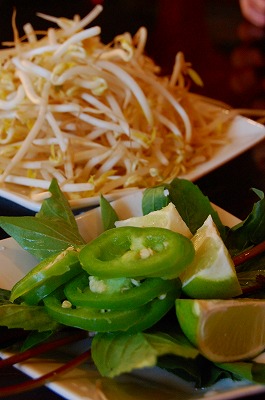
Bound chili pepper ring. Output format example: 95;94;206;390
64;272;179;310
79;226;195;279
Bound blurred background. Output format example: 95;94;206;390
0;0;264;110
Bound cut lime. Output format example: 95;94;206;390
115;202;192;238
176;298;265;362
180;215;242;299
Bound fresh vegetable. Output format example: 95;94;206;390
79;226;194;279
10;247;82;305
91;331;199;378
0;177;265;391
115;201;192;238
176;298;265;362
43;280;180;333
0;289;59;332
179;215;242;299
64;273;176;310
142;178;226;239
0;179;85;260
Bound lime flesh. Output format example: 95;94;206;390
180;215;242;299
176;298;265;362
115;202;192;238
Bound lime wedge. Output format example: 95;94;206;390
176;298;265;362
115;202;192;238
180;215;242;299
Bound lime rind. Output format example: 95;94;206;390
180;215;242;299
175;299;199;346
176;298;265;363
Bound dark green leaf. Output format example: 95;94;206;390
237;269;265;286
0;217;84;260
252;362;265;383
142;185;170;215
0;303;59;331
167;179;226;239
36;179;76;225
20;330;56;352
216;361;255;382
100;195;119;230
144;332;198;359
235;252;265;273
226;188;265;252
0;289;12;304
0;179;85;260
216;360;265;385
91;331;198;378
92;331;157;377
158;355;203;386
159;355;235;388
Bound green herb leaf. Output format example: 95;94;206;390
143;179;226;239
36;179;77;227
226;188;265;252
216;361;265;384
0;179;85;260
159;355;235;388
0;303;60;331
0;289;12;304
0;217;84;260
91;331;198;378
167;179;226;238
20;330;56;352
144;332;199;358
142;185;170;215
100;195;119;231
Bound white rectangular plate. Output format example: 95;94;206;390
0;111;264;212
0;192;265;400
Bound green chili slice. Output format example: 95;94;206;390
44;281;180;333
10;247;82;305
64;272;179;310
79;226;194;279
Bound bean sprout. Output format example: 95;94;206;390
0;5;239;205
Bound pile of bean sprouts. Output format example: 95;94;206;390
0;4;238;206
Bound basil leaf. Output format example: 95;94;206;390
0;179;85;260
0;303;59;331
20;330;56;352
0;289;12;304
144;332;198;359
0;216;84;260
0;286;59;332
142;179;226;238
167;178;226;239
100;195;119;231
92;332;157;378
226;188;265;252
142;185;170;215
216;361;265;384
36;179;77;228
92;331;198;378
158;354;203;386
159;355;235;388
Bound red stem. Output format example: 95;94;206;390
233;240;265;267
0;330;87;368
0;349;91;397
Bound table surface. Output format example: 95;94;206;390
0;0;264;399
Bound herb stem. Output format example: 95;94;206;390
233;240;265;267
